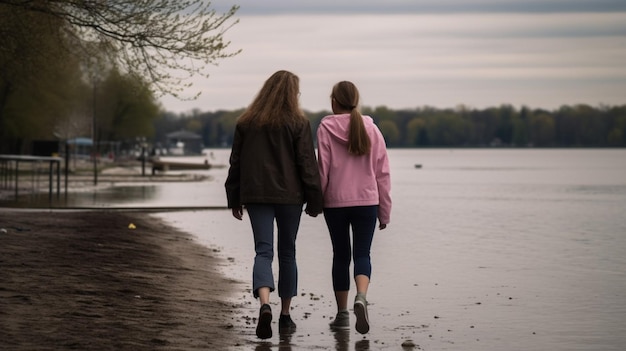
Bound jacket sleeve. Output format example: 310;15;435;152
373;127;392;224
295;120;324;213
224;125;243;208
316;122;330;198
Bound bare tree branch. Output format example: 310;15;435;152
1;0;240;99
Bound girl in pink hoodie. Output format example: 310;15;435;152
316;81;391;334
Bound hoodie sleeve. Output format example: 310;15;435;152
373;126;392;225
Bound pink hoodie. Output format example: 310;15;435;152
316;114;392;225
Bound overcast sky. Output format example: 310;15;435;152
159;0;626;113
212;0;626;14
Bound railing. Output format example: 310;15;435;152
0;155;62;201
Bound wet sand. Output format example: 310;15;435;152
0;210;246;350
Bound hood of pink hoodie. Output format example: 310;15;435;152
319;113;376;143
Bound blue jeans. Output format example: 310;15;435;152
246;204;303;298
323;205;378;291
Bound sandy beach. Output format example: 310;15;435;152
0;210;246;350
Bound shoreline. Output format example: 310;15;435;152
0;162;212;203
0;210;247;350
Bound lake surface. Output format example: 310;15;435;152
6;148;626;350
155;148;626;351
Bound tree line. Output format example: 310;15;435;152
157;103;626;149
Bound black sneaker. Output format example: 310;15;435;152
256;304;273;339
279;314;297;332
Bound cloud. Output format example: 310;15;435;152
159;10;626;113
212;0;626;15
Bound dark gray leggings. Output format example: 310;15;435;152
323;205;378;291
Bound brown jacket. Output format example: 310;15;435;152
225;119;323;213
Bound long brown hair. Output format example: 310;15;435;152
331;81;370;155
237;70;305;127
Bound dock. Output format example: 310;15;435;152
150;159;211;174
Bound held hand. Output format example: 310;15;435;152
379;223;387;230
232;206;243;220
304;206;320;217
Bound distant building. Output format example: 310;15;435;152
165;130;203;155
66;137;93;158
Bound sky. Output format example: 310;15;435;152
159;0;626;114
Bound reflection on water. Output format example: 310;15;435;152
333;329;350;351
1;185;160;208
252;329;297;351
70;185;159;207
354;339;370;351
278;328;295;351
254;341;273;351
331;330;368;351
250;327;359;351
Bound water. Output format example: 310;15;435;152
155;148;626;350
5;148;626;350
